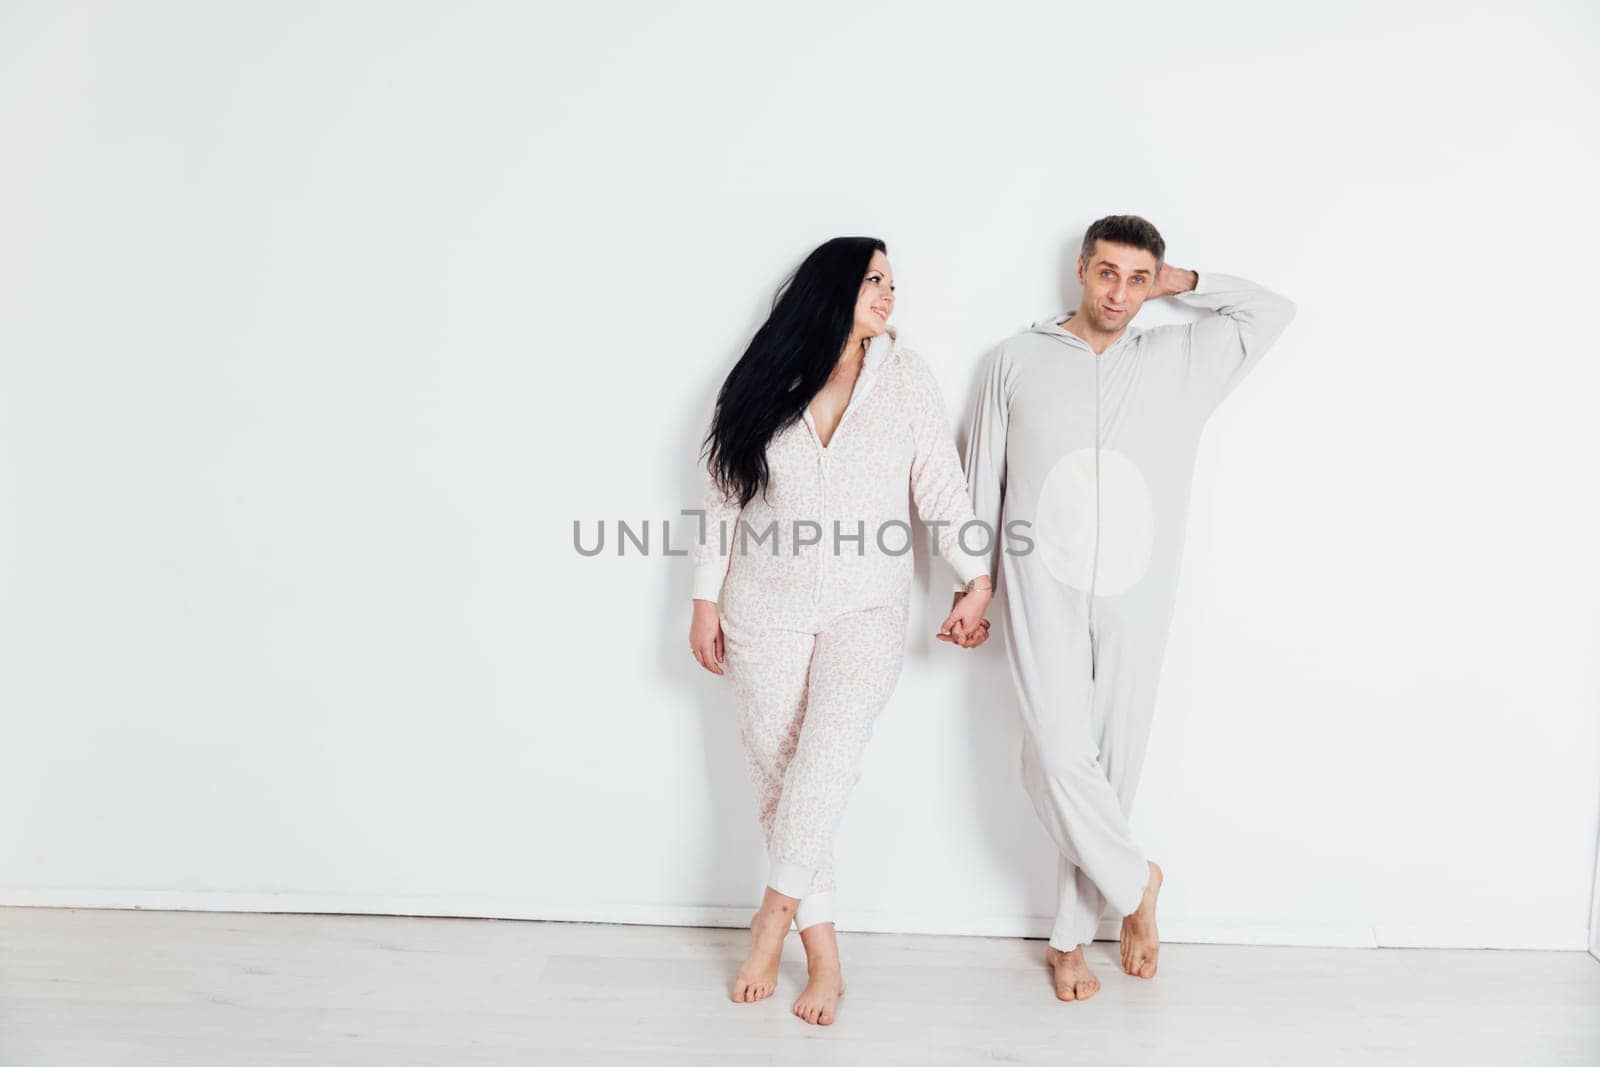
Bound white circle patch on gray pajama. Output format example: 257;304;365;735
1035;448;1154;595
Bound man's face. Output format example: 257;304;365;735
1076;240;1160;333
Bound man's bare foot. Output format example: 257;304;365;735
1120;859;1163;979
792;921;846;1025
1044;944;1101;1001
730;887;797;1003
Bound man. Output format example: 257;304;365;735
952;215;1295;1001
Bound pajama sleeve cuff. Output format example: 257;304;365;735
691;561;727;604
949;542;990;586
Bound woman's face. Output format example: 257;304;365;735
852;250;895;339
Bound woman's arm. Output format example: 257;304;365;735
903;348;993;647
690;460;741;606
688;459;740;675
905;349;990;587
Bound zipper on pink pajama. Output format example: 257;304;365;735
815;447;827;607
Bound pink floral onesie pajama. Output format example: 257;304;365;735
692;327;989;931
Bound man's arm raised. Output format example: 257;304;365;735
1158;264;1297;410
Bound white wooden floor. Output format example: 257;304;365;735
1;906;1597;1066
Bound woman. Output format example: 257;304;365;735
689;236;993;1026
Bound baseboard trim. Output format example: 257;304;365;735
0;889;1586;952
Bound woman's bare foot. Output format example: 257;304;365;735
792;921;846;1025
1120;860;1163;979
730;887;797;1003
1044;944;1101;1001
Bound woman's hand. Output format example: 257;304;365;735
938;581;993;649
690;599;726;675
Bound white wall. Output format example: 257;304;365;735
1591;828;1600;961
2;0;1597;950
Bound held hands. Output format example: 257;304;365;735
1150;264;1198;300
938;578;993;650
696;579;990;669
690;599;725;675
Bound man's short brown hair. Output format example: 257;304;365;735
1080;215;1165;269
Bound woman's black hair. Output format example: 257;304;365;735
702;236;886;508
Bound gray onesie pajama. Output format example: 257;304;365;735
961;272;1296;951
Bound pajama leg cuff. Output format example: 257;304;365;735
1048;908;1098;952
795;891;835;932
1109;856;1149;920
1048;929;1091;952
767;855;815;901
